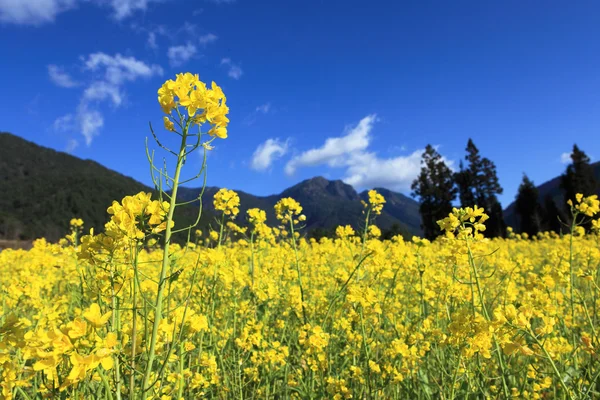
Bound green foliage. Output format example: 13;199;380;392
515;174;543;236
504;158;600;230
455;139;505;237
561;145;599;210
0;132;149;241
411;144;456;240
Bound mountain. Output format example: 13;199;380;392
503;161;600;229
0;132;150;241
177;177;422;238
0;133;422;242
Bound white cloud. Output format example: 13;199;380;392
53;106;104;146
243;102;273;126
198;33;218;46
285;115;375;175
221;58;243;79
48;64;79;88
83;81;123;106
65;138;79;153
0;0;76;25
147;31;157;48
104;0;155;20
84;52;163;84
256;103;271;114
251;138;289;171
78;105;104;145
560;152;572;164
0;0;160;25
167;43;197;66
53;114;75;132
285;115;452;192
53;53;162;146
342;149;426;191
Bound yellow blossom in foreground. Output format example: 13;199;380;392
3;195;600;399
83;304;112;329
157;72;229;138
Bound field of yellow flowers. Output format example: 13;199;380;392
1;73;600;399
1;190;599;399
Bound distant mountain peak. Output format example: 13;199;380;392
284;176;359;201
0;133;423;241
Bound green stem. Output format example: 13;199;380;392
529;331;575;400
465;237;510;399
290;219;308;324
99;368;115;400
177;342;185;400
142;127;188;397
569;214;579;370
449;353;462;400
130;246;139;400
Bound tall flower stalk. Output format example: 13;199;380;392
141;73;229;397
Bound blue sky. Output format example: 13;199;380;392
1;0;599;207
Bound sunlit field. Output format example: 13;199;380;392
2;73;600;400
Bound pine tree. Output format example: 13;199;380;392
515;175;542;236
411;144;457;240
542;195;566;234
560;144;598;205
454;139;505;237
455;160;475;208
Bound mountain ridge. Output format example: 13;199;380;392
0;132;422;241
6;131;596;241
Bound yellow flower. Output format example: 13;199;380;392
368;225;381;238
274;198;303;224
157;73;229;138
574;194;600;217
336;225;355;238
366;189;385;215
83;304;112;329
67;318;88;339
214;189;240;217
70;218;84;228
163;116;175;132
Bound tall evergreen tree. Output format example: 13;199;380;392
560;144;599;205
515;174;542;236
542;195;566;234
454;139;506;237
411;144;457;240
455;160;475;208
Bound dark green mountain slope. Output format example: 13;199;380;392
0;132;150;241
1;133;422;241
178;177;423;238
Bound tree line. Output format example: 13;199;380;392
411;141;599;240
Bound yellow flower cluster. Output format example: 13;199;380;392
364;189;386;215
437;205;488;238
106;192;171;239
247;208;266;225
158;72;229;138
247;208;273;240
213;188;240;217
336;225;355;238
569;193;600;217
69;218;84;228
274;197;305;225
